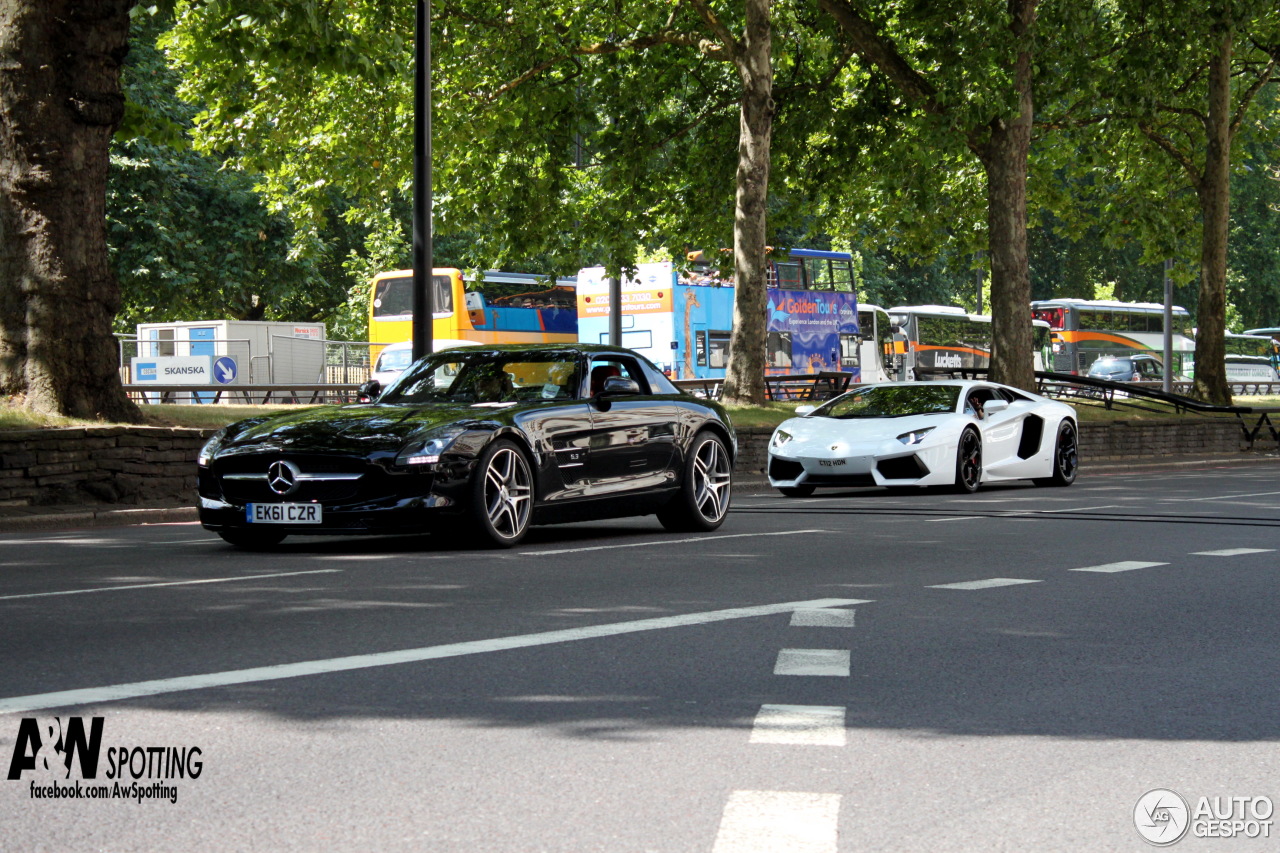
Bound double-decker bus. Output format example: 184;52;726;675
886;305;1052;380
575;249;894;382
1030;298;1195;378
368;268;578;350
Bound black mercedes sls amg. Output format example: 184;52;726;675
197;344;736;548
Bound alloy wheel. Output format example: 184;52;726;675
1057;424;1079;481
483;447;532;539
959;430;982;490
692;437;732;522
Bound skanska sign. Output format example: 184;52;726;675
130;356;214;385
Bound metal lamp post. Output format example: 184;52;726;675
412;0;434;361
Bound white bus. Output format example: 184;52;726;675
884;305;1051;380
1030;298;1195;378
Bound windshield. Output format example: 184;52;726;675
812;385;960;419
381;351;583;405
375;348;413;373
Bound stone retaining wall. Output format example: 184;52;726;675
732;418;1272;477
0;419;1273;507
0;427;214;507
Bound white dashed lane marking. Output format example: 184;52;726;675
790;608;855;628
773;649;851;677
1191;548;1275;556
1070;561;1168;574
749;705;847;746
927;578;1042;590
712;790;841;853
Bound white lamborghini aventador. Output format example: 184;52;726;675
767;380;1078;496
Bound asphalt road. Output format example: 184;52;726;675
2;460;1279;851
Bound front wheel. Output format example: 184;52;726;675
1034;420;1079;487
658;431;733;532
468;439;534;548
952;427;982;493
218;528;287;550
778;485;815;498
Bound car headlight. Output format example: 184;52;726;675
395;428;466;467
896;427;935;445
198;427;229;466
771;429;794;449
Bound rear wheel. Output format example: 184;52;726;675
952;427;982;493
218;529;287;550
468;439;534;548
778;485;815;498
1034;420;1078;487
658;431;732;531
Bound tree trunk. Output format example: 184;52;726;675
0;0;139;420
819;0;1039;392
720;0;772;406
974;0;1036;392
1193;25;1232;406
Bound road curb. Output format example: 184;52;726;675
0;506;199;533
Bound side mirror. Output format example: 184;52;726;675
984;399;1010;414
599;376;641;396
357;379;382;403
795;405;816;416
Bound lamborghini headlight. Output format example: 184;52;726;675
896;427;935;445
771;429;794;449
395;428;466;467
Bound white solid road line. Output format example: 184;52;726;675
1031;505;1122;513
1191;548;1275;556
927;578;1043;590
930;516;984;522
712;790;841;853
0;569;343;602
750;704;847;745
0;597;871;715
774;648;851;677
527;529;828;556
1070;561;1169;573
1182;490;1280;502
790;608;855;628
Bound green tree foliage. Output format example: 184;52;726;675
157;0;1280;395
812;0;1118;390
167;0;868;403
109;8;358;337
1067;1;1280;402
1227;94;1280;331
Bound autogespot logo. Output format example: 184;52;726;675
1135;789;1191;846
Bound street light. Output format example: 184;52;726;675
1162;258;1173;393
412;0;434;361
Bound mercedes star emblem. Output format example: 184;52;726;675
267;460;300;496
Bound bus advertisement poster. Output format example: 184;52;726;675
767;291;859;376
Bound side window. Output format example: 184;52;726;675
965;387;1000;417
588;357;649;395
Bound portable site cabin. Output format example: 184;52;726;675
131;321;327;396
